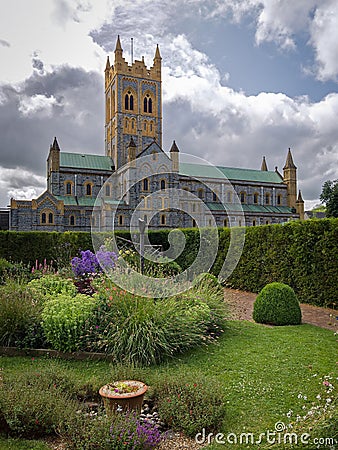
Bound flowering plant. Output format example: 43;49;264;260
71;247;117;278
110;410;163;449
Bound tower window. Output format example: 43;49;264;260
143;178;149;191
125;91;134;111
143;94;153;113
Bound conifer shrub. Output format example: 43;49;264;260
253;282;302;326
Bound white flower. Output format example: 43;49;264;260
316;394;321;400
298;393;302;399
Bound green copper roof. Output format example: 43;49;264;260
179;162;284;184
54;195;78;205
60;152;114;171
206;202;293;214
55;195;96;207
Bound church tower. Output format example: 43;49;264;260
283;148;297;210
104;36;162;170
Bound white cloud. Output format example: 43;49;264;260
18;94;58;117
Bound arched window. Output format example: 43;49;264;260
240;192;246;203
41;213;46;224
224;219;228;227
105;184;111;197
86;183;92;196
227;191;232;203
118;215;123;226
160;214;166;225
239;220;242;227
265;193;271;205
252;220;256;227
48;213;53;224
253;193;259;204
124;91;134;111
66;182;72;195
143;94;153;113
192;219;196;227
143;178;149;191
198;189;204;199
213;192;217;202
70;215;75;226
160;179;166;190
277;194;282;205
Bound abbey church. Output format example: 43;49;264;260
10;36;304;231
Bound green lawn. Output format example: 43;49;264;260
0;320;337;449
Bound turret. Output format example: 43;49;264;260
261;156;268;171
296;190;305;220
283;148;297;209
47;137;60;193
170;140;179;172
114;35;124;71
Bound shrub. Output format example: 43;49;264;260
253;282;302;326
83;278;227;366
28;274;77;298
0;368;78;438
65;410;164;450
0;281;45;347
41;293;96;352
154;374;226;437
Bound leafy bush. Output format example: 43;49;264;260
0;281;45;347
82;278;227;366
253;282;302;326
28;274;77;298
154;374;226;437
41;293;96;352
65;409;164;450
0;368;78;437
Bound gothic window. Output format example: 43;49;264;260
265;193;271;205
69;215;75;226
143;94;153;113
105;184;111;197
277;194;282;205
160;214;166;225
143;178;149;191
86;183;92;196
48;213;54;224
227;191;232;203
253;193;259;204
41;213;46;224
198;188;204;199
125;91;134;111
240;192;246;203
160;179;166;190
66;182;72;195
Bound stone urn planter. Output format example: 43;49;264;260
99;380;148;416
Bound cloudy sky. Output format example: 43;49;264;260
1;0;338;210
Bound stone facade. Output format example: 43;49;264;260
10;36;304;232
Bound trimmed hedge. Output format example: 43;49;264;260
253;282;302;326
1;219;338;307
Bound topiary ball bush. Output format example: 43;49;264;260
253;282;302;326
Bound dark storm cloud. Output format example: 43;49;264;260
0;65;104;176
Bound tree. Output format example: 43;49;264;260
320;179;338;217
